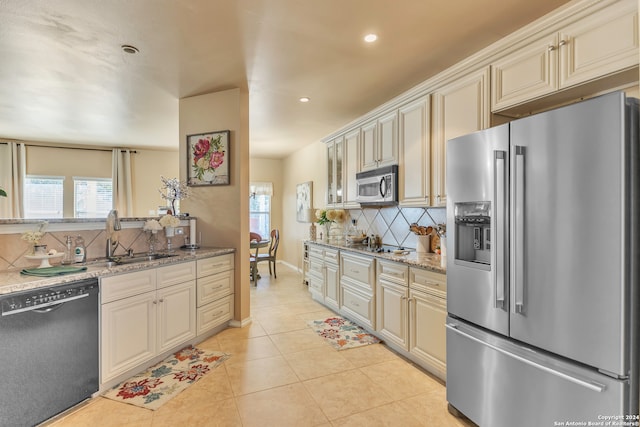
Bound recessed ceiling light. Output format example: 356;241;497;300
121;44;139;54
364;34;378;43
299;97;310;103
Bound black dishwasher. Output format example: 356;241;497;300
0;278;99;427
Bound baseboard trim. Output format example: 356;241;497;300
229;317;252;328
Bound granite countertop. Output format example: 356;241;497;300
307;240;446;274
0;247;235;296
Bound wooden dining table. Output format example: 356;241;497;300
250;239;270;281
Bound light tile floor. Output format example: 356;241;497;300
50;265;475;427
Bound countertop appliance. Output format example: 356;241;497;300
0;278;99;426
445;92;639;426
355;165;398;206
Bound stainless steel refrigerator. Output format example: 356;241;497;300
445;91;639;426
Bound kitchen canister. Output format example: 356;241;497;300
416;235;430;253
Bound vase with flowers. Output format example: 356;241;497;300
143;219;163;254
21;221;48;254
315;209;346;242
159;176;189;216
159;214;181;252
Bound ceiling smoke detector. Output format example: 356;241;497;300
121;44;139;54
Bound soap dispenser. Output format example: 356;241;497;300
61;235;74;265
74;235;86;263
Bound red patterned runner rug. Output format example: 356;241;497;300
103;345;229;410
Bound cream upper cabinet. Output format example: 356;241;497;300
398;95;431;207
326;137;344;207
492;0;638;111
343;129;361;208
360;111;398;172
432;67;490;207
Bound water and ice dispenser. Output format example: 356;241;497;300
454;201;491;268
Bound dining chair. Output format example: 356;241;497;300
255;229;280;278
249;232;262;283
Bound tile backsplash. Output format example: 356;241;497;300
346;206;446;249
0;221;191;271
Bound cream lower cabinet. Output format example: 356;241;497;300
340;252;375;329
376;260;447;380
409;267;447;380
307;243;340;311
100;262;197;383
492;0;639;112
376;260;410;349
196;254;235;335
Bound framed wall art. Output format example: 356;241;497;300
187;130;230;186
296;181;313;222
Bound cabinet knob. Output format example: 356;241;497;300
547;44;556;52
558;39;567;47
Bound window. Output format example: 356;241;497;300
23;176;64;218
249;194;271;239
74;177;113;218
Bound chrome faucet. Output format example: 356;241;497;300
106;209;122;258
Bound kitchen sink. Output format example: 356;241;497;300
105;253;178;265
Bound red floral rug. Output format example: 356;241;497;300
103;345;230;410
307;316;381;350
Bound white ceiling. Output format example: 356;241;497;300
0;0;571;158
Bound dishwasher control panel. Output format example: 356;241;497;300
1;281;98;316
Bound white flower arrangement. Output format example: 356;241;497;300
159;176;189;214
21;221;48;245
315;208;346;224
143;219;163;234
159;214;180;228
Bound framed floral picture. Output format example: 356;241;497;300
187;130;230;186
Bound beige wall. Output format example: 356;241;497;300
22;145;178;218
132;149;179;216
280;140;326;270
249;157;283;238
179;88;251;324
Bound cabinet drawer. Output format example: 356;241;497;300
197;295;234;335
341;284;375;329
377;259;409;285
309;258;324;276
340;253;375;291
324;248;339;264
197;254;234;278
309;245;324;259
197;270;233;307
101;269;156;304
157;261;196;289
410;267;446;297
308;274;324;295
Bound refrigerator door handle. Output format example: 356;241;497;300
446;323;607;393
512;146;525;314
494;150;506;309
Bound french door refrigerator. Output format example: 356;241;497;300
445;91;639;427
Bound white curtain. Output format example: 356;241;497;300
249;182;273;197
0;142;25;218
112;149;133;216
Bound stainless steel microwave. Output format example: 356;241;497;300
355;165;398;206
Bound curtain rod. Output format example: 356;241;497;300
0;142;137;153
